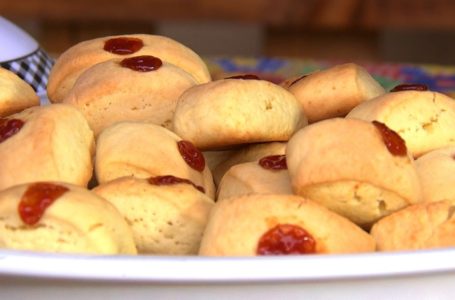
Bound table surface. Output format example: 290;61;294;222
205;56;455;97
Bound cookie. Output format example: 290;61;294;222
212;142;287;186
415;146;455;203
63;55;197;135
0;104;94;190
284;63;385;123
0;66;39;116
199;194;375;256
47;34;211;102
347;86;455;157
93;175;214;255
216;155;292;201
371;199;455;251
95;121;215;199
286;118;422;228
173;76;306;150
0;181;136;254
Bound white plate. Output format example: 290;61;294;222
1;248;454;299
0;17;38;62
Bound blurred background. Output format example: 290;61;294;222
2;0;455;64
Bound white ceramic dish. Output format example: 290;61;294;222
0;17;38;62
1;248;454;299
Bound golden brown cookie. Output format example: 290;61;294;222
0;67;39;117
347;88;455;158
212;142;287;186
415;146;455;203
0;104;94;190
0;181;136;254
216;155;292;201
63;55;197;135
47;34;211;102
95;121;215;199
199;194;375;256
284;63;385;123
286;118;422;228
93;176;214;255
172;76;306;150
371;199;455;251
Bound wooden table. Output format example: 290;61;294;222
2;0;455;63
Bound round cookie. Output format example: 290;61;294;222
63;55;197;135
95;121;215;199
199;194;375;256
346;88;455;158
286;118;422;228
0;181;136;254
217;155;292;201
371;199;455;251
93;175;214;255
212;142;287;186
284;63;385;123
0;104;94;190
47;34;211;102
0;67;39;116
172;76;306;150
415;146;455;203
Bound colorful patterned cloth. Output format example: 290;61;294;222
205;56;455;97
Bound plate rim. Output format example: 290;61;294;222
1;248;455;283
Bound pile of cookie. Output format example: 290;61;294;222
0;34;454;256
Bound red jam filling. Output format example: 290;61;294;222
372;121;407;156
148;175;205;193
257;224;316;255
104;37;144;55
120;55;162;72
258;155;287;170
177;140;205;172
390;83;428;92
0;118;24;143
18;183;69;226
225;74;260;80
